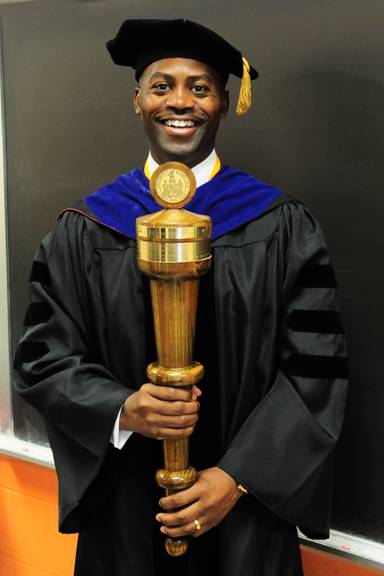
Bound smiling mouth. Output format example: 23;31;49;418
157;118;201;129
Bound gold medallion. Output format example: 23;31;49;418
150;162;196;209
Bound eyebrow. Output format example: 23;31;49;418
148;72;214;83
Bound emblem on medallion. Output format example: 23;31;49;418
150;162;196;209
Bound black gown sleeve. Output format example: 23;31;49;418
13;212;134;531
218;202;348;539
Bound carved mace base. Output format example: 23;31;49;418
156;459;198;556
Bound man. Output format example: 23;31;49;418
14;19;348;576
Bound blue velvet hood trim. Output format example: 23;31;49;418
80;166;286;240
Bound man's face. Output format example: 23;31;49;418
134;58;229;167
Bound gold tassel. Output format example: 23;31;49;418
236;56;252;116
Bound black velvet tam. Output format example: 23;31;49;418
106;19;259;81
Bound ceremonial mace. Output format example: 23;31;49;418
136;162;212;556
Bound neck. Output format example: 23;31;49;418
149;147;216;168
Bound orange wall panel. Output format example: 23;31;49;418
0;555;47;576
301;545;384;576
0;455;77;576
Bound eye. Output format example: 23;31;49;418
153;82;170;92
191;84;209;95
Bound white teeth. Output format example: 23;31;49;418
164;119;195;127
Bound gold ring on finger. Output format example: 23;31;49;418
194;519;202;531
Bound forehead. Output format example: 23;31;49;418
140;57;222;82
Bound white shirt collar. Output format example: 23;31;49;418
146;149;218;188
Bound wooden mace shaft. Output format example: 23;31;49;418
148;277;202;556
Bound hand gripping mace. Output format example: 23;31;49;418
136;162;211;556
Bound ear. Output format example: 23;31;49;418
133;86;141;115
220;90;230;119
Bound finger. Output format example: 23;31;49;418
140;391;199;418
153;425;195;439
160;519;206;539
151;412;198;429
156;501;201;528
145;384;193;402
155;398;200;417
159;484;200;510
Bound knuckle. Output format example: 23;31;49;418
189;402;198;415
175;401;185;414
137;395;148;409
176;513;186;524
142;406;151;418
160;499;171;510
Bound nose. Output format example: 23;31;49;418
165;86;194;112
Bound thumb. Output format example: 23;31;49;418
191;385;202;400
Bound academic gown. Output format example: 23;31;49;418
14;167;348;576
